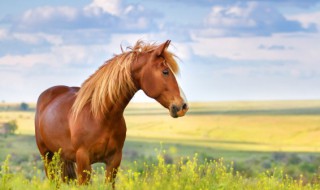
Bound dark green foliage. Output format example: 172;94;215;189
20;102;29;111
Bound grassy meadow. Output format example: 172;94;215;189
1;100;320;189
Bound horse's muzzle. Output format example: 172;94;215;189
170;103;189;118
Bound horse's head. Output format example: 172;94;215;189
131;40;188;118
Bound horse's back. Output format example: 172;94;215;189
35;85;79;158
36;86;78;111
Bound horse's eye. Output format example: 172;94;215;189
162;69;169;76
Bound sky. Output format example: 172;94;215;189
0;0;320;102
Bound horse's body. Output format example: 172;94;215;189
35;40;188;184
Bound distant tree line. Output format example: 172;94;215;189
0;102;32;111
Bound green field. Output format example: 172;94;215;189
1;100;320;189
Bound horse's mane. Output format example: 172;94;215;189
72;40;179;119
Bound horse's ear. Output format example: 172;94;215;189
154;40;171;56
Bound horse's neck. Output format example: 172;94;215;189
101;60;141;117
103;89;137;117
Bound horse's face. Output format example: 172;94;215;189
133;40;188;118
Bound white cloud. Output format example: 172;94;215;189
12;33;63;45
0;53;51;67
286;11;320;30
84;0;121;16
168;43;193;61
105;33;158;55
0;32;173;69
205;3;257;28
21;6;78;23
191;32;320;78
198;2;310;37
12;33;39;44
50;45;109;66
2;0;159;35
123;17;148;30
0;44;109;68
192;32;319;61
104;33;193;61
0;28;7;39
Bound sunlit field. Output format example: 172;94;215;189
125;101;320;152
1;100;320;189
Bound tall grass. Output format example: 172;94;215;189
1;152;320;190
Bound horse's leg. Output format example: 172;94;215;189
105;152;122;188
35;133;54;180
76;149;92;184
62;160;77;182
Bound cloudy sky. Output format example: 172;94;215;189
0;0;320;102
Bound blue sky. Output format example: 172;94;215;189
0;0;320;102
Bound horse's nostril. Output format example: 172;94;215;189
182;103;188;110
171;105;179;113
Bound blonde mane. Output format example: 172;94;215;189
72;40;179;119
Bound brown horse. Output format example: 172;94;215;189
35;40;188;185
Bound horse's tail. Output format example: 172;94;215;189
62;161;77;182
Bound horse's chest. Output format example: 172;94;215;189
91;140;112;162
90;131;126;163
72;119;127;163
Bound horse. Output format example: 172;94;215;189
34;40;188;185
